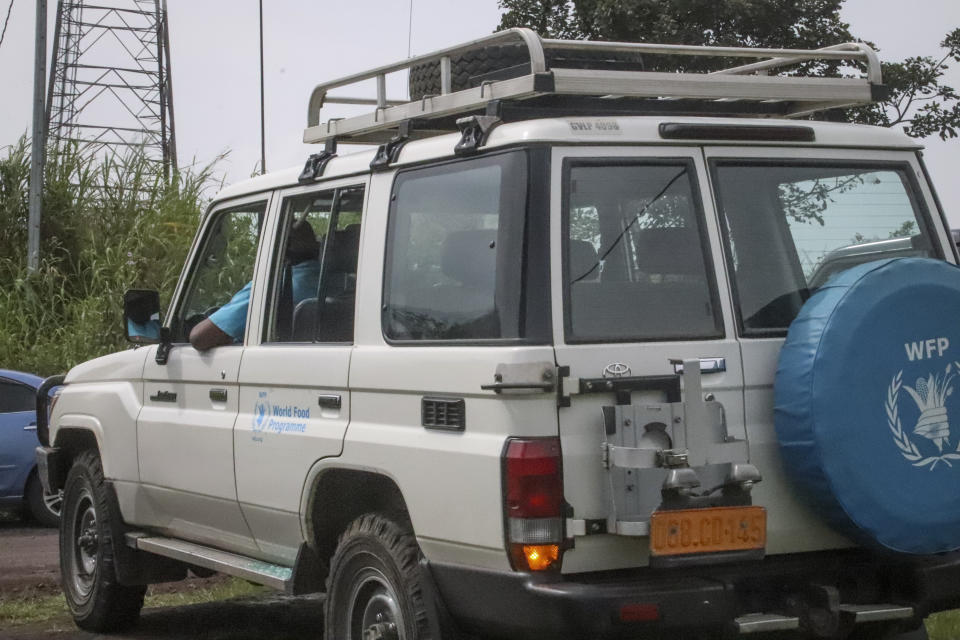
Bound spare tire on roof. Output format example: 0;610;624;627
408;43;645;101
775;257;960;555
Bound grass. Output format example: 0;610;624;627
927;609;960;640
0;577;264;628
0;138;221;375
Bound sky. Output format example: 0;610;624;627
0;0;958;221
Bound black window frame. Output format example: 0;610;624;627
0;378;37;414
170;199;269;344
709;158;943;338
381;147;551;346
261;184;366;345
561;156;725;344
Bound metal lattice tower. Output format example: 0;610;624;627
46;0;176;178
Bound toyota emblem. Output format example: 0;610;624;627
602;362;631;378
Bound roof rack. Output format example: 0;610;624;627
303;28;882;146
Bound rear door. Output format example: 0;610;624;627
550;147;747;572
704;146;949;554
234;180;365;564
0;378;38;500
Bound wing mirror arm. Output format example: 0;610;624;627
156;326;173;365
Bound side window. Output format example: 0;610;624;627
265;186;364;343
0;380;35;413
383;152;531;342
174;202;266;343
564;161;721;342
713;163;937;335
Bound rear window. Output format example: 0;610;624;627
563;160;722;343
712;162;938;335
382;151;548;343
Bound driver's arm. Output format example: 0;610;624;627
189;281;252;351
189;318;233;351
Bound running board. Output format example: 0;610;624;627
125;533;293;592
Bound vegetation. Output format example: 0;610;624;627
0;577;263;628
498;0;960;141
0;138;220;375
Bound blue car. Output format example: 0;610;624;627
0;369;61;526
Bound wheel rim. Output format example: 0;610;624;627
43;489;63;518
347;567;404;640
69;488;99;599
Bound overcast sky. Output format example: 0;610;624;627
0;0;958;221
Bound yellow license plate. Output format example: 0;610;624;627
650;506;766;557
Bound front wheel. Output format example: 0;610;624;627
60;450;145;632
324;513;434;640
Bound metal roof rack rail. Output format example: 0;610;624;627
303;28;882;146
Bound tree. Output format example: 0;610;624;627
498;0;960;140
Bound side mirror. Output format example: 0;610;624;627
124;289;163;344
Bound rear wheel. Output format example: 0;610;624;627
25;472;61;527
60;450;145;632
324;513;434;640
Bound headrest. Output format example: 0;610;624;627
441;229;497;288
633;227;704;275
569;239;599;282
287;219;320;264
328;224;361;272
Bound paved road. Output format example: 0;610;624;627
0;521;60;593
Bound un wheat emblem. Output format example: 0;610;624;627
887;364;960;469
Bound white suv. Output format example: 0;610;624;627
36;29;960;640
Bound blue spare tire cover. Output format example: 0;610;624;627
775;257;960;555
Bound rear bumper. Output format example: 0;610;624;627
430;549;960;639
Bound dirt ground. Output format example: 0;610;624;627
0;518;323;640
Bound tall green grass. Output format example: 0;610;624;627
0;138;221;375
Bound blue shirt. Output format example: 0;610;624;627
209;260;322;342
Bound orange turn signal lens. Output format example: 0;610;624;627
522;544;560;571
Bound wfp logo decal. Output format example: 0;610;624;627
253;392;271;433
251;390;309;441
887;336;960;470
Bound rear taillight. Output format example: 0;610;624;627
502;437;564;572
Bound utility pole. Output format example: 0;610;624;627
28;0;47;272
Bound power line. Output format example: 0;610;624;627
0;0;15;49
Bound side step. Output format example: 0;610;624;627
126;533;293;592
735;604;915;635
839;604;915;624
735;613;800;634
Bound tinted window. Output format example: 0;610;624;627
383;152;536;342
174;202;266;342
713;163;936;335
0;380;35;413
564;161;721;342
265;186;364;343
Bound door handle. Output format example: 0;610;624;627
318;394;342;410
672;358;726;375
24;422;37;431
209;388;228;402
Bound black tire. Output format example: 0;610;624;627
60;450;145;632
25;472;62;528
324;513;434;640
409;43;645;100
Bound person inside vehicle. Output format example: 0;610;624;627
189;218;321;350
